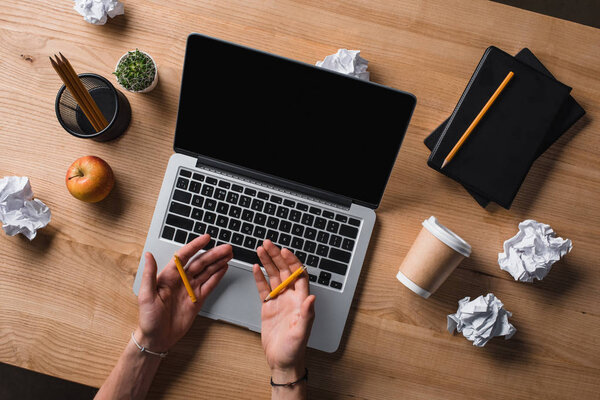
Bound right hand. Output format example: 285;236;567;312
252;240;316;382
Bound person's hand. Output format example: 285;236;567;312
252;240;316;383
136;234;233;352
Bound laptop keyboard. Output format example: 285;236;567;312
160;168;362;291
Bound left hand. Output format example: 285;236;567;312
135;234;233;352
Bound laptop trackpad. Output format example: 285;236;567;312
199;263;262;332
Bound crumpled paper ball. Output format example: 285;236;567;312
74;0;124;25
316;49;370;81
0;176;51;240
498;219;572;282
447;293;516;347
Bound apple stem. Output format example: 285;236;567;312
68;168;85;180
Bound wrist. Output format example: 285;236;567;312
134;327;170;354
270;364;306;384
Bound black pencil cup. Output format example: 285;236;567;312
55;73;131;142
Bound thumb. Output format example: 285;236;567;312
299;295;316;336
140;252;158;301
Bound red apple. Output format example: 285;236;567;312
66;156;115;202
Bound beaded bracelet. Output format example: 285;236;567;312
131;331;168;359
270;368;308;388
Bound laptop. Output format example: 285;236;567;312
133;33;416;352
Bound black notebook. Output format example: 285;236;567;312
425;48;585;207
427;46;572;209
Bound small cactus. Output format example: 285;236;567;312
114;49;156;92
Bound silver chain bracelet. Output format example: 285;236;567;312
131;331;168;359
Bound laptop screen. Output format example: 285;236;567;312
174;34;416;208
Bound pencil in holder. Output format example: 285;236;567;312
55;73;131;142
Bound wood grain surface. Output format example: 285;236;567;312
1;0;599;398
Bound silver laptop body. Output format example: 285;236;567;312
133;33;415;352
134;153;375;352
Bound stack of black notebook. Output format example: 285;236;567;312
425;46;585;209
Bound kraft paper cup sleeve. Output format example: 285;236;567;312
396;270;432;299
397;216;471;298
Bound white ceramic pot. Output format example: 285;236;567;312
115;50;158;93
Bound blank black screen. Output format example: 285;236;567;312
175;34;416;208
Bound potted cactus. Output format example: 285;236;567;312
114;49;158;93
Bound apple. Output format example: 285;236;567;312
66;156;115;202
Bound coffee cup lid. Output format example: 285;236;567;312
422;216;471;258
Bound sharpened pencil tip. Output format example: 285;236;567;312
441;159;448;169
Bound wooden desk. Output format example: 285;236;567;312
1;0;599;398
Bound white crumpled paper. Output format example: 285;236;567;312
74;0;124;25
447;293;516;347
0;176;51;240
498;219;572;282
316;49;370;81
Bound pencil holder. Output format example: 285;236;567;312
55;73;131;142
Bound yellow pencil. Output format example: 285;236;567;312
441;71;514;169
173;254;197;303
264;265;308;302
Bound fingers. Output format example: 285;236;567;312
252;264;271;300
192;258;229;286
298;295;316;336
139;252;158;302
280;247;303;270
280;247;306;293
198;264;229;300
262;240;292;278
175;234;212;266
186;243;233;277
257;244;282;287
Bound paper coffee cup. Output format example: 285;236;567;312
396;216;471;298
